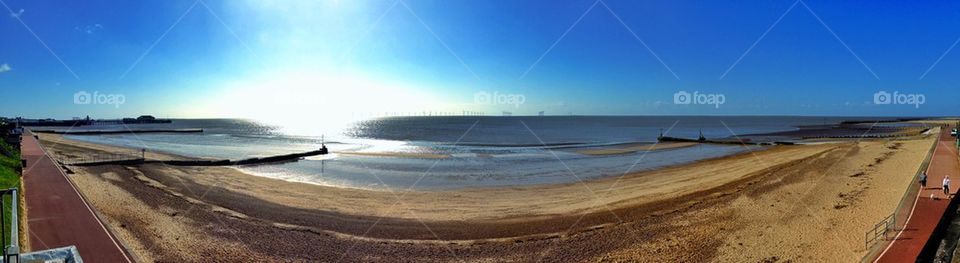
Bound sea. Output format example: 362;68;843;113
56;116;892;190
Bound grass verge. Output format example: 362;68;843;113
0;140;21;248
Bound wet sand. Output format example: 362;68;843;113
33;131;937;262
574;142;697;156
335;151;451;159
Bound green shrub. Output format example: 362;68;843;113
0;141;20;247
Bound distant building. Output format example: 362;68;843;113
1;120;21;148
120;115;171;124
502;111;512;116
538;111;545;116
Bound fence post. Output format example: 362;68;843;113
1;194;5;251
889;214;894;233
4;189;19;263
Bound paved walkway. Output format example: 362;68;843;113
20;131;133;262
875;126;960;262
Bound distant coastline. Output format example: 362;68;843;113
14;115;171;127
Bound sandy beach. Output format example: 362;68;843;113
32;130;936;262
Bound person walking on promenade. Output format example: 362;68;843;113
920;171;928;189
944;175;952;198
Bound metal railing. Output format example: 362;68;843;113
0;188;19;263
861;126;942;262
865;213;896;250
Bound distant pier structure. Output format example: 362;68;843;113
19;115;172;127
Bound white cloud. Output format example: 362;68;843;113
75;24;104;34
0;64;11;73
10;9;23;18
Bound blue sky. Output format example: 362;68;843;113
1;0;959;120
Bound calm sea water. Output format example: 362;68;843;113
59;116;889;190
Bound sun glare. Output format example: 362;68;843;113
205;72;442;136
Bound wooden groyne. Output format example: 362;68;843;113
65;148;328;167
662;125;934;146
657;136;794;146
65;158;147;166
800;133;925;140
657;136;704;143
159;148;328;166
33;128;203;135
839;118;925;125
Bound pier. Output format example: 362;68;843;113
32;128;203;135
16;115;173;127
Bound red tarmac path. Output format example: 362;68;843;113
875;126;960;262
20;131;133;262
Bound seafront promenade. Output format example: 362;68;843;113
875;126;960;262
20;131;133;262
